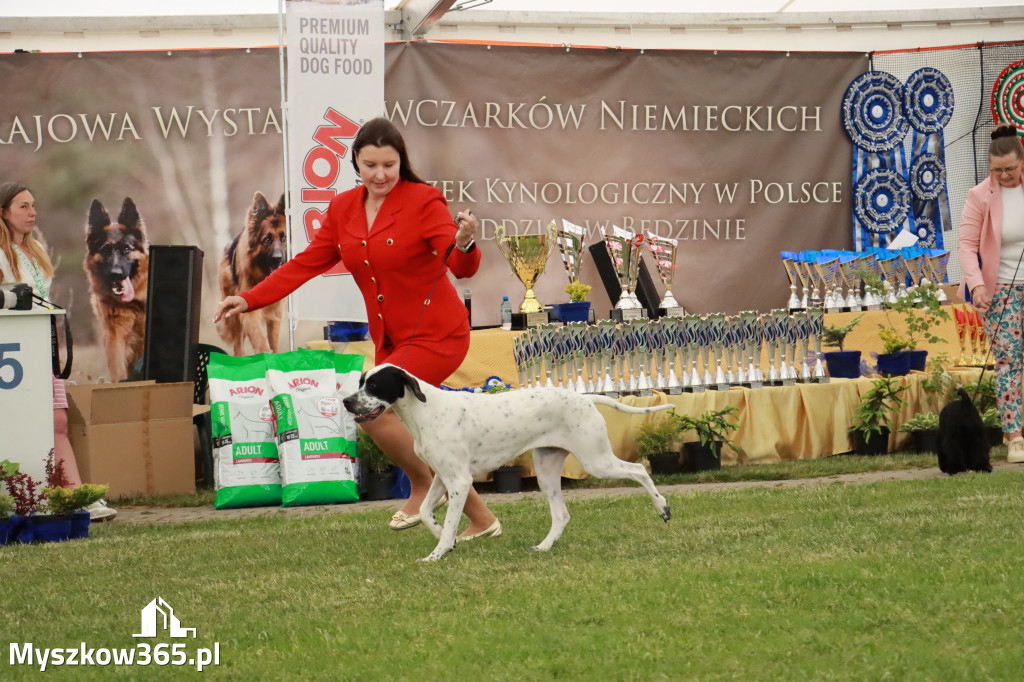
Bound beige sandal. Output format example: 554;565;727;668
388;493;447;530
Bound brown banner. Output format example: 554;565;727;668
0;44;865;381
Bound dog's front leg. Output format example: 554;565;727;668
419;475;447;540
418;474;472;563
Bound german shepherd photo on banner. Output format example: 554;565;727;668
84;197;150;382
216;191;287;355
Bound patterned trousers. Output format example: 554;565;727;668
984;283;1024;434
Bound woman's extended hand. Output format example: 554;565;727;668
455;210;478;249
213;295;249;323
971;284;992;315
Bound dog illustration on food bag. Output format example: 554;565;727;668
84;197;150;383
216;192;288;355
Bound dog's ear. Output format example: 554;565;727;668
118;198;141;231
400;371;427;403
276;193;286;215
86;199;109;250
248;192;272;227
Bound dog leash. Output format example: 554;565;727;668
395;215;465;371
32;293;73;380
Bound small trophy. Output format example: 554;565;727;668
953;306;969;366
807;307;828;383
799;260;821;308
597;320;619;397
600;225;645;321
646;232;684;317
706;313;730;391
557;219;587;284
494;222;557;329
741;311;763;388
659;318;682;394
815;257;842;313
901;253;928;296
583;325;600;393
781;251;806;310
771;309;795;385
632;320;653;396
837;255;863;311
876;256;901;304
923;250;950;302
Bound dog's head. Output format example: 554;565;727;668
85;198;149;303
342;364;426;423
246;192;287;274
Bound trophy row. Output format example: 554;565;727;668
781;247;950;312
512;310;830;397
953;305;992;367
495;219;682;328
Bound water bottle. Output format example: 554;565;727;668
500;296;512;330
463;288;472;327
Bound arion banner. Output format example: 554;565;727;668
285;0;384;322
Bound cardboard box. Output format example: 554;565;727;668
67;381;195;498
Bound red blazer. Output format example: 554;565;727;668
241;180;480;355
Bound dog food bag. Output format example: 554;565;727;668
208;353;282;509
265;350;361;507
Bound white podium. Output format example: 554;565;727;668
0;308;61;483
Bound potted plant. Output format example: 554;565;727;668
45;483;109;540
849;375;907;455
554;281;592;323
961;376;1002;447
0;490;15;546
4;469;49;543
920;353;960;411
898;412;941;453
676;406;739;472
635;414;683;475
493;455;526;493
821;313;864;379
357;430;396;501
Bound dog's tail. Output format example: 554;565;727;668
588;395;676;414
957;387;972;404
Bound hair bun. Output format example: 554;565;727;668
992;124;1018;140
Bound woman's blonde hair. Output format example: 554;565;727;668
0;181;54;283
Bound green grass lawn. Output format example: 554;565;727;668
3;466;1024;681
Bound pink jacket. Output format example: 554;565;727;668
957;175;1010;301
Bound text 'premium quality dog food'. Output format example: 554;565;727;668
266;351;362;507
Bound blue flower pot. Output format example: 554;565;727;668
70;510;91;540
0;517;13;545
823;350;862;379
876;351;911;377
908;349;928;371
9;514;30;543
29;514;73;543
552;301;591;323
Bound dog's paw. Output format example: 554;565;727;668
416;555;439;564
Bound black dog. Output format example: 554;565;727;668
936;388;992;475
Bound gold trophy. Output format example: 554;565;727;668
494;222;557;328
646;232;683;317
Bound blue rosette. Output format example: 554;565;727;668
904;67;955;134
842;71;910;153
853;168;911;235
909;153;946;201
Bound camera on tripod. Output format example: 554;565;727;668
0;283;33;310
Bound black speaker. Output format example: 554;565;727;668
588;242;661;319
143;245;204;384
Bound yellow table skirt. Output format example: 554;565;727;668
308;309;980;478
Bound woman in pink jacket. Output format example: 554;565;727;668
957;125;1024;463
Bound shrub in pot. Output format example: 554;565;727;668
849;375;907;455
44;483;108;540
898;412;940;453
863;272;951;374
677;406;739;472
821;313;863;379
554;281;592;323
357;430;396;501
635;413;683;475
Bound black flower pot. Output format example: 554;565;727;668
363;469;398;501
913;429;939;454
647;451;682;475
682;441;722;472
493;465;524;493
823;350;862;379
853;427;890;455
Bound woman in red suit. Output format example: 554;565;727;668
214;118;500;539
